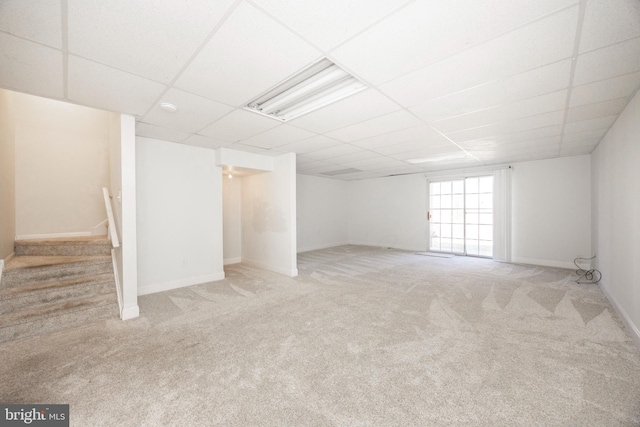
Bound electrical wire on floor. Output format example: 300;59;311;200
574;255;602;284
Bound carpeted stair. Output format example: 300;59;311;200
0;236;118;343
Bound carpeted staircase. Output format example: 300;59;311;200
0;236;119;343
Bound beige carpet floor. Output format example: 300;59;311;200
1;245;639;426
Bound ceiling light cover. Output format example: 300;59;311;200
159;102;178;113
245;58;367;122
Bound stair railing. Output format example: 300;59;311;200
102;187;120;248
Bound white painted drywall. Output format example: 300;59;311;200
511;155;591;268
591;90;640;341
223;175;242;264
0;89;16;260
136;137;224;295
241;153;297;276
297;174;348;252
12;92;111;238
347;174;428;251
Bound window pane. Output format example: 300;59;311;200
441;181;452;195
452;239;464;253
452;209;464;223
441;224;452;238
467;239;479;255
430;195;440;209
466;213;478;225
479;176;493;193
466;194;478;209
452;194;464;209
440;238;452;252
452;180;464;194
466;177;478;193
430;237;440;251
430;182;441;195
466;225;478;239
430;210;441;223
452;224;464;239
441;209;451;224
479;224;493;241
441;195;451;208
480;213;493;225
479;241;493;257
479;193;493;209
430;224;440;238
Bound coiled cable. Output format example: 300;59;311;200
574;255;602;284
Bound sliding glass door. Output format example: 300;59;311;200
428;176;494;257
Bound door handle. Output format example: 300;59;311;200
427;211;431;221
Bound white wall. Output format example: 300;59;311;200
242;153;297;276
0;90;15;260
511;155;591;268
348;174;428;251
223;175;242;264
12;92;111;238
136;137;224;295
592;91;640;341
296;174;348;253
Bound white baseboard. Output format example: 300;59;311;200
511;256;575;269
241;258;298;277
121;305;139;320
297;241;350;253
16;231;93;240
224;257;241;265
599;281;640;348
138;271;226;296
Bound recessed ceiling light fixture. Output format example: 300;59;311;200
245;58;367;122
159;102;178;113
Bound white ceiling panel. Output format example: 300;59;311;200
0;33;63;98
303;144;361;161
67;0;235;83
446;111;565;142
461;136;561;151
67;56;166;116
240;124;316;149
411;60;572;123
182;134;232;150
199;108;281;142
461;125;564;147
566;97;627;122
277;135;343;154
561;129;607;143
225;143;280;156
333;0;577;84
432;91;568;133
331;150;380;164
136;122;190;143
389;145;470;162
573;37;640;86
289;89;401;134
570;72;640;107
175;2;321;106
327;110;424;142
380;8;577;107
352;126;445;150
339;156;406;170
252;0;410;51
141;88;233;133
579;0;640;53
560;139;600;151
0;0;62;48
563;115;617;134
372;139;453;156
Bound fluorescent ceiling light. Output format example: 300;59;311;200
245;58;367;122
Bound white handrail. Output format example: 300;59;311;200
102;187;120;248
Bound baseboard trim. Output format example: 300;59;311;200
138;272;226;296
511;256;574;269
121;305;139;320
224;257;241;265
599;281;640;348
16;232;93;240
297;241;350;253
242;258;298;277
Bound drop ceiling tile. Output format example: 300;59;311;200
0;33;63;98
560;139;600;151
372;138;453;156
461;136;561;151
199;108;281;142
67;0;235;83
252;0;410;51
569;72;640;107
432;90;568;133
333;0;577;84
389;145;469;162
225;143;280;156
579;0;640;53
559;147;594;156
136;122;190;142
380;8;577;106
351;126;444;150
563;115;617;134
303;144;361;160
240;124;316;149
0;0;62;48
141;88;233;133
175;2;321;106
447;111;565;142
288;89;401;134
67;56;166;116
573;37;640;86
340;156;404;170
277;135;342;154
326;110;424;142
301;160;347;173
411;61;572;122
566;98;627;122
182;134;232;150
332;150;380;164
466;125;563;146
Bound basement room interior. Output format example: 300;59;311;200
0;0;639;425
